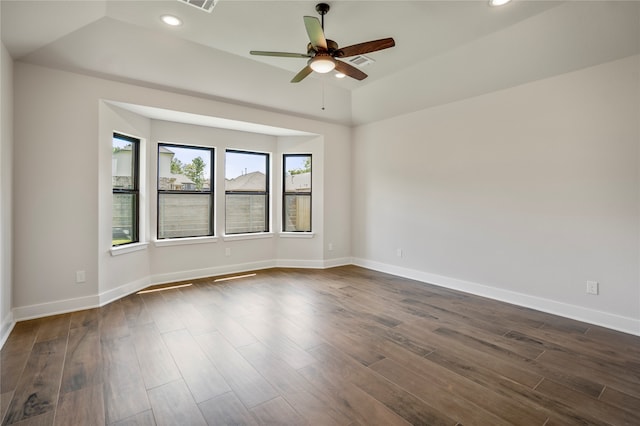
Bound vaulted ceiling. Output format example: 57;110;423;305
2;1;639;125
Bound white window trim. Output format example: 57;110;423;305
279;232;315;239
110;242;149;256
154;236;219;247
223;232;274;242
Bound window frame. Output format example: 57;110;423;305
157;143;215;240
282;153;312;233
112;133;140;247
224;149;270;235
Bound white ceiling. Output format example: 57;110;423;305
2;1;639;126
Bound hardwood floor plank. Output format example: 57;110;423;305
402;344;548;425
3;337;67;425
309;343;456;426
536;346;640;398
69;309;99;330
585;325;640;354
0;321;39;357
399;319;609;400
161;329;231;403
298;363;412;426
119;294;154;328
433;326;545;360
98;302;130;342
425;349;604;425
535;378;640;426
138;292;185;334
195;305;257;348
147;379;206;426
2;266;639;425
194;331;279;408
53;384;104;426
238;342;353;425
160;290;216;336
198;392;257;426
1;391;14;424
60;324;102;393
395;320;543;389
130;323;181;390
1;350;30;394
108;410;156;426
371;358;507;424
250;397;307;426
8;411;54;426
34;315;70;343
101;335;150;424
599;385;640;414
233;315;316;370
505;324;640;365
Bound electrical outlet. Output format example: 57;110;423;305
328;243;333;251
225;248;231;257
586;280;599;295
396;248;403;258
76;270;86;283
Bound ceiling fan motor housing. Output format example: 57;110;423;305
315;3;330;16
249;1;395;83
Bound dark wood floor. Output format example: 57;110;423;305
1;266;639;425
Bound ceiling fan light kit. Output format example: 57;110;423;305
309;53;336;73
249;2;395;83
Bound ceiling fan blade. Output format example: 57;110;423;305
303;16;327;50
334;60;367;81
250;51;310;58
291;65;313;83
336;38;396;58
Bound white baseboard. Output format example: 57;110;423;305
99;276;152;306
321;257;353;268
352;257;640;337
9;257;638;338
9;258;343;325
276;257;351;269
12;293;100;322
1;311;15;349
149;260;277;286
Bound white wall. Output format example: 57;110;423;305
13;62;351;320
352;55;640;335
0;41;14;344
11;53;637;336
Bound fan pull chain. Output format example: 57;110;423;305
321;81;325;111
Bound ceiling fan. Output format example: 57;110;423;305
250;3;395;83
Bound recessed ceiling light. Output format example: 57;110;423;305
161;15;182;26
335;72;346;79
489;0;512;6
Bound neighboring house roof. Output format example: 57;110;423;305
226;171;265;191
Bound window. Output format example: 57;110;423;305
112;133;140;246
225;150;269;234
158;144;214;239
283;154;312;232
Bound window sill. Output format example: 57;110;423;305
223;232;274;242
154;236;218;247
279;232;315;239
110;242;149;256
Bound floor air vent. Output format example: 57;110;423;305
178;0;217;13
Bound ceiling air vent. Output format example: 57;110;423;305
346;55;375;68
178;0;217;13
